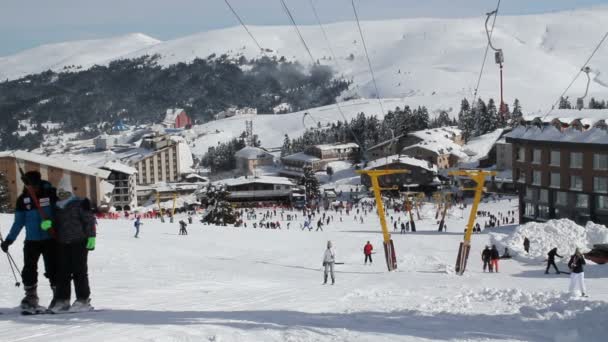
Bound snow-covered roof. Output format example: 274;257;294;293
506;125;608;145
215;176;294;187
0;150;111;178
235;146;273;160
463;128;505;162
314;143;359;151
102;161;137;175
522;109;608;126
402;141;467;158
365;155;437;172
184;173;208;181
409;127;462;141
282;152;320;162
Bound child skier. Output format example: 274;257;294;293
322;241;336;285
481;246;492;272
46;176;96;313
490;245;500;272
134;217;142;238
363;241;373;265
179;220;188;235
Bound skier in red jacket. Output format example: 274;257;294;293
364;241;373;265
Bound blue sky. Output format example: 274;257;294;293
1;0;606;56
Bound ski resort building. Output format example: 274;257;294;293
162;108;192;129
101;161;138;210
360;155;437;190
366;127;463;161
305;143;359;161
506;115;608;225
234;146;274;176
131;134;194;185
0;151;111;209
280;152;325;178
214;176;295;205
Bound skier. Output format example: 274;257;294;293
567;248;587;297
400;222;406;234
179;220;188;235
481;245;492;272
134;217;142;238
545;247;563;274
363;241;373;265
46;177;96;313
523;237;530;254
490;245;500;272
0;171;58;313
322;240;335;285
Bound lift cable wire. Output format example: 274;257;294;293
470;0;501;109
542;30;608;120
308;0;367;159
223;0;264;52
279;0;316;64
351;0;385;116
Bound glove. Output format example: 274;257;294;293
1;239;13;253
40;219;53;231
86;237;96;251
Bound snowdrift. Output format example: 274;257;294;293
491;219;608;262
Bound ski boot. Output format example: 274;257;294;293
70;298;94;312
48;299;71;314
323;274;328;285
20;285;45;315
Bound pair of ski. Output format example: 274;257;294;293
21;305;98;316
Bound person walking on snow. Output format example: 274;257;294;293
364;241;373;265
481;245;492;272
490;245;500;272
179;220;188;235
568;248;587;297
546;247;563;274
134;217;142;238
47;176;96;313
322;241;336;285
0;171;58;312
523;237;530;254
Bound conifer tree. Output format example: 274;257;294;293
298;166;320;202
0;172;11;213
202;184;236;225
280;134;291;157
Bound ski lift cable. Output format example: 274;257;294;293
308;0;368;160
542;30;608;120
351;0;385;116
470;0;501;108
223;0;264;52
279;0;316;65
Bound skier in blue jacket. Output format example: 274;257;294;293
0;171;58;312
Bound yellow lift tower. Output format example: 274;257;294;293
449;170;496;275
356;169;410;271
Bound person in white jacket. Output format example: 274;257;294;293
323;240;336;285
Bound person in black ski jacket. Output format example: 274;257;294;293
523;237;530;254
1;171;58;311
47;177;96;313
545;247;563;274
490;245;500;272
481;246;492;272
567;248;587;297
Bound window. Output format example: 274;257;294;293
532;170;541;185
597;196;608;210
570;152;583;168
550;172;561;188
539;189;549;203
594;177;608;193
550;150;561;166
525;187;537;201
554;191;568;206
518;169;526;183
594;154;608;170
576;194;589;209
570;175;583;191
538;205;550;219
524;203;536;217
532;149;541;164
517;147;525;161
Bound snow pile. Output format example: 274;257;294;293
491;219;608;262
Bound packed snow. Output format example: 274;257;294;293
1;197;608;341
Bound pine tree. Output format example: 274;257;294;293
458;98;472;142
0;172;11;213
558;96;572;109
433;111;452;128
511;98;523;126
298;166;320;202
472;99;487;137
280;134;291;157
202;184;236;225
485;98;498;134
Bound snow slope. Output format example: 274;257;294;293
1;197;607;341
2;7;608;112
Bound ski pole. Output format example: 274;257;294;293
0;230;21;287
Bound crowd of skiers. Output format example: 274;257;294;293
0;171;96;314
